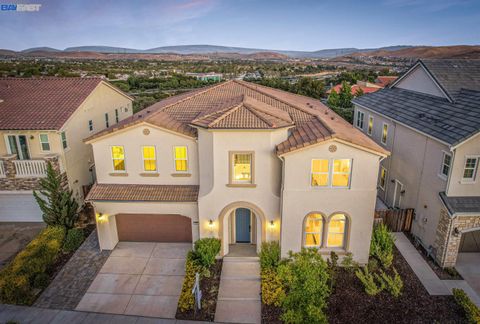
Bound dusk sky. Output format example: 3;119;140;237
0;0;479;51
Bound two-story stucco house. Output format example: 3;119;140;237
0;78;133;221
353;59;480;267
85;80;388;263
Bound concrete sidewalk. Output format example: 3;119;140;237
394;232;480;306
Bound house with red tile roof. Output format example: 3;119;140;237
0;77;133;221
327;77;398;96
85;80;388;263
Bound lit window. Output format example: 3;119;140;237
111;146;125;171
174;146;188;172
463;157;478;181
232;153;252;183
142;146;156;172
381;123;388;145
380;166;387;190
367;116;374;136
356;111;364;129
304;214;324;247
440;152;451;178
105;113;109;128
332;159;351;187
311;159;329;186
88;120;94;132
39;134;50;151
61;132;68;149
327;214;347;248
115;109;119;123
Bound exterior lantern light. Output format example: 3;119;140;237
269;220;275;228
208;219;214;227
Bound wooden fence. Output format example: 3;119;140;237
374;208;414;232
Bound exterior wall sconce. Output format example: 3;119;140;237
208;219;214;228
269;220;275;228
453;227;460;237
96;213;107;223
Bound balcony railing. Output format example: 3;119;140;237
12;160;47;178
0;161;5;178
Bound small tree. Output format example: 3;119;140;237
338;81;354;109
33;162;79;229
327;89;339;107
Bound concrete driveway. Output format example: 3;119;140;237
0;222;45;269
76;242;191;319
456;253;480;296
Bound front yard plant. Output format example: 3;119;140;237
453;288;480;323
63;228;85;253
0;226;65;304
370;223;395;268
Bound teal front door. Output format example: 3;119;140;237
235;208;251;243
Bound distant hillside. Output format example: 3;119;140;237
349;45;480;59
21;47;61;53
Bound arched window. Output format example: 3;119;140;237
304;213;324;247
327;214;347;248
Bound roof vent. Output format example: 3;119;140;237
331;117;335;120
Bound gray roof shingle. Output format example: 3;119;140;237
439;192;480;215
352;87;480;145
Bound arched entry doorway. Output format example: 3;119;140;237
218;201;267;256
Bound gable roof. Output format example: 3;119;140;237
0;77;130;130
86;80;388;156
439;192;480;216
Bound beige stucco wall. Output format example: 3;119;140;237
395;65;446;98
197;128;287;255
0;130;64;160
92;200;199;250
447;134;480;196
63;82;132;201
280;139;381;264
90;123;198;185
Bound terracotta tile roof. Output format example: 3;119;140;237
376;76;398;87
86;80;388;156
86;183;199;202
0;77;105;130
327;83;382;95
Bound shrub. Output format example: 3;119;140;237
370;224;395;268
367;258;379;272
453;288;480;324
327;251;339;289
380;268;403;298
261;268;285;307
355;266;384;296
177;251;202;312
278;248;330;324
0;226;65;304
63;228;84;252
194;238;221;268
259;241;280;270
33;273;50;289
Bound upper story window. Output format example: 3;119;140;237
39;134;50;151
105;113;109;128
115;109;119;123
231;152;253;184
462;156;479;182
142;146;156;172
174;146;188;172
381;123;388;145
61;132;68;149
311;159;352;188
440;152;452;178
379;166;387;190
111;146;125;172
88;120;94;132
356;111;364;129
367;116;374;136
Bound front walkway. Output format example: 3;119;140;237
214;256;261;324
76;242;190;319
35;230;110;309
227;244;257;257
394;232;480;306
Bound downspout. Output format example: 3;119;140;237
278;155;286;253
384;120;398;206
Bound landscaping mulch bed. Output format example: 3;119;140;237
176;259;223;322
327;247;467;323
262;302;282;324
405;232;462;280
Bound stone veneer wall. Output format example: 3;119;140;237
0;154;68;191
434;208;480;268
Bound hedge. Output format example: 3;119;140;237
453;288;480;324
0;226;65;305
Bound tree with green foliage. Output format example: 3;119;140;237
33;162;79;229
327;89;339;107
338;81;354;109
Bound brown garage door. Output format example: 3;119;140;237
116;214;192;242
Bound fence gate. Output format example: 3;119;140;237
374;208;414;232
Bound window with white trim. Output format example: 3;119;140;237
440;152;452;178
142;146;156;172
111;146;125;172
105;113;109;128
463;157;479;181
332;159;351;187
381;123;388;145
379;166;387;190
327;214;347;248
61;132;68;149
311;159;329;187
356;111;365;129
88;120;94;132
304;214;324;247
115;109;119;123
367;116;374;136
174;146;188;172
39;134;50;151
310;159;352;188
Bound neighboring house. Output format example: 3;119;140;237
353;59;480;267
85;80;388;263
0;78;133;221
327;77;398;96
375;76;398;88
